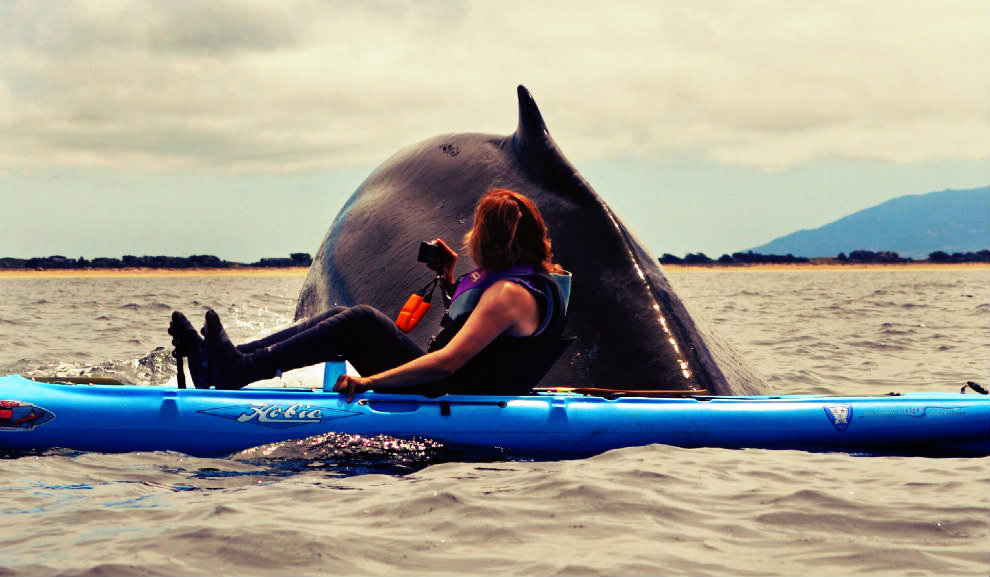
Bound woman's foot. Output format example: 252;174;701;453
168;311;210;388
202;309;273;389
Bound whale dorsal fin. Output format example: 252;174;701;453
515;84;551;143
512;85;596;204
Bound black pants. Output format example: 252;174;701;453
239;305;426;378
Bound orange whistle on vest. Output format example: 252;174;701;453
395;293;431;333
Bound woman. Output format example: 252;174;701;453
169;188;570;399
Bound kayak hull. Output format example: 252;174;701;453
1;376;987;458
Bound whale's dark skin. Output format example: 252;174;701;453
296;86;769;395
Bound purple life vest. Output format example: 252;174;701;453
416;266;571;396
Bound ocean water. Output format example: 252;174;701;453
0;268;987;576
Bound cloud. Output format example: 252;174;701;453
1;0;986;173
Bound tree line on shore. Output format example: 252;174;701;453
3;249;988;270
0;253;313;270
659;249;990;265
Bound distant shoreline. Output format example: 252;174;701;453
0;262;985;278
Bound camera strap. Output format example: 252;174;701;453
424;275;442;302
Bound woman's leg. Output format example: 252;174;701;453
203;305;426;389
169;308;349;389
267;305;425;375
233;307;348;354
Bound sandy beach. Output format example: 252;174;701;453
0;262;984;278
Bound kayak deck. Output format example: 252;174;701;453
1;376;987;458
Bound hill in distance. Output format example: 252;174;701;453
749;186;990;259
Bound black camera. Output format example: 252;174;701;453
417;240;446;268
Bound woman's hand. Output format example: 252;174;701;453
334;374;373;402
431;238;458;285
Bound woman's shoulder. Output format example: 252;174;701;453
484;277;536;302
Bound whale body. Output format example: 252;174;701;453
296;86;768;395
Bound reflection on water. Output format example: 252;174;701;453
232;432;449;478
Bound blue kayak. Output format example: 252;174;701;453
1;375;987;458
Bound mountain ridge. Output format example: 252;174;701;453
749;186;990;259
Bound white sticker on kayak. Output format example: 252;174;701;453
198;403;362;429
824;405;853;432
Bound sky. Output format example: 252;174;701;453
0;0;987;262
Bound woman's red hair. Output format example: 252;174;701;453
465;188;561;273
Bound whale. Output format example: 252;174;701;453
296;85;769;396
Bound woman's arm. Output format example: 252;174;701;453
334;280;539;401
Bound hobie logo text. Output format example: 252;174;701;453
237;404;323;424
